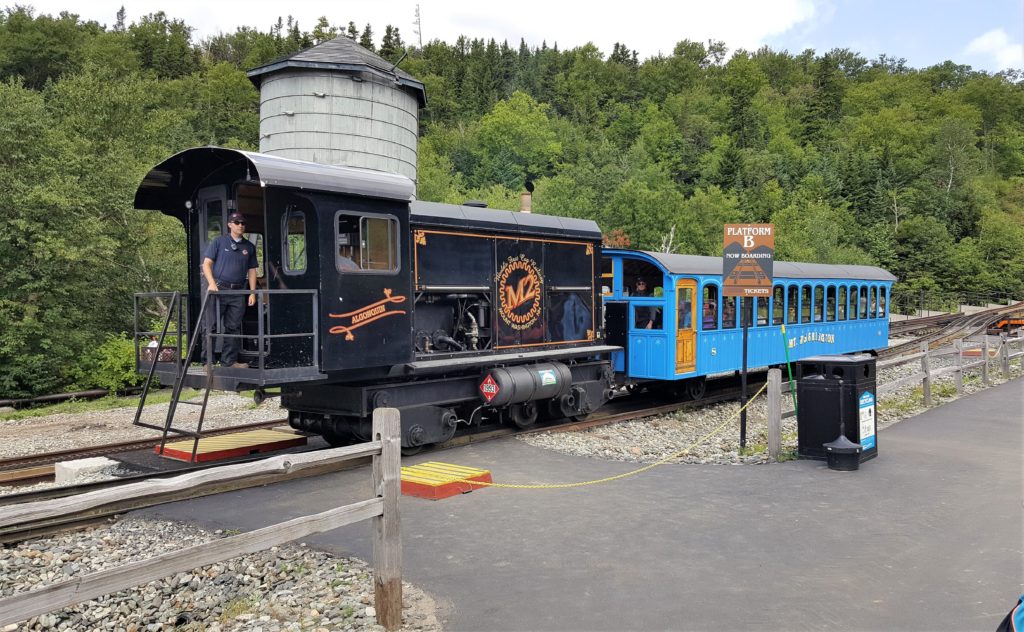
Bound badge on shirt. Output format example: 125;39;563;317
242;250;248;256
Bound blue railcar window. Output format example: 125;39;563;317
740;297;754;327
850;285;859;320
786;286;798;324
722;297;737;329
838;286;847;320
860;286;869;319
772;285;784;325
756;297;769;326
800;285;811;323
870;287;878;318
813;286;824;322
880;288;888;317
826;286;837;321
702;285;718;330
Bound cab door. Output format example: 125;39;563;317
675;279;697;374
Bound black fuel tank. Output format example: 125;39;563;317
480;362;572;407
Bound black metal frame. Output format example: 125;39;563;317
132;288;321;461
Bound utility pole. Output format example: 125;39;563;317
413;4;423;49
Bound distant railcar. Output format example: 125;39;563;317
602;249;896;398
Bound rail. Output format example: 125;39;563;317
0;408;403;631
763;334;1024;459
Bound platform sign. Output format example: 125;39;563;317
722;224;774;297
859;391;876;450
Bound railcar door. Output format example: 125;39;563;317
675;279;697;374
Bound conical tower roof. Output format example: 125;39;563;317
247;36;426;106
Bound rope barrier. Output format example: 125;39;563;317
449;381;770;490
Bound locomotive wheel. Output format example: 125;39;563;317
685;377;707;401
320;427;349;448
510;402;539;429
401;445;424;456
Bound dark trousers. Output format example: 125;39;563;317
216;292;246;365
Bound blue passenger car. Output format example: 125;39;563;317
601;250;897;395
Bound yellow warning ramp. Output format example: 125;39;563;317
158;429;306;462
400;461;493;500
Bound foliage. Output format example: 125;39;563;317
0;8;1022;397
83;333;144;393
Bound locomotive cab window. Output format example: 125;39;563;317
860;286;869;319
283;210;306;274
870;286;878;318
813;285;824;322
826;286;837;321
850;285;859;320
838;286;847;320
336;212;399;273
879;288;887;317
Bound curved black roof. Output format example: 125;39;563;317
608;250;897;282
411;201;602;241
135;147;416;218
247;36;426;107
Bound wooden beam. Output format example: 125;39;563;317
0;498;383;627
0;442;380;528
767;369;781;461
372;408;402;631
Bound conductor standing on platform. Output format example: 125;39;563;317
202;212;258;368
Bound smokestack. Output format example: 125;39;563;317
520;180;534;213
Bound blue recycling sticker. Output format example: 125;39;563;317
858;391;876;450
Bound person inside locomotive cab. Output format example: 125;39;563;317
202;212;258;368
338;243;360;271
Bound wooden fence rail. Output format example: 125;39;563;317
0;408;403;631
765;336;1023;461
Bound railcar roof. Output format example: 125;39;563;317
135;147;416;217
411;201;603;241
609;250;897;282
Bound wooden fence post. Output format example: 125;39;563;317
372;408;402;631
920;342;932;408
954;339;964;395
1001;333;1010;378
767;368;781;461
982;336;990;386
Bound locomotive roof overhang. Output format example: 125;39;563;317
410;200;603;241
607;250;898;282
134;147;416;218
247;36;427;107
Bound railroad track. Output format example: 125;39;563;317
888;312;961;336
0;378;764;543
880;303;1024;359
0;419;288;485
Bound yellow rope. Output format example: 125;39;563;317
452;381;770;490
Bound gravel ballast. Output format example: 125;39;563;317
0;518;441;632
520;336;1023;465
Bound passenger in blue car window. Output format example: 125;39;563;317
634;278;657;329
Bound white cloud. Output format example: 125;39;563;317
965;28;1023;70
27;0;820;60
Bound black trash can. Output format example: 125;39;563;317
796;354;878;463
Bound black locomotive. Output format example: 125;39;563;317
135;147;617;451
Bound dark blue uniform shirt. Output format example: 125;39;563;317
204;235;258;285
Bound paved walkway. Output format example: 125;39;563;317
143;378;1024;631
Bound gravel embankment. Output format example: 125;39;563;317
0;518;441;632
0;392;284;460
520;338;1022;465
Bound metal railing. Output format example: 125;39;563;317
134;288;321;378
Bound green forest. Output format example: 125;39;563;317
0;7;1022;398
